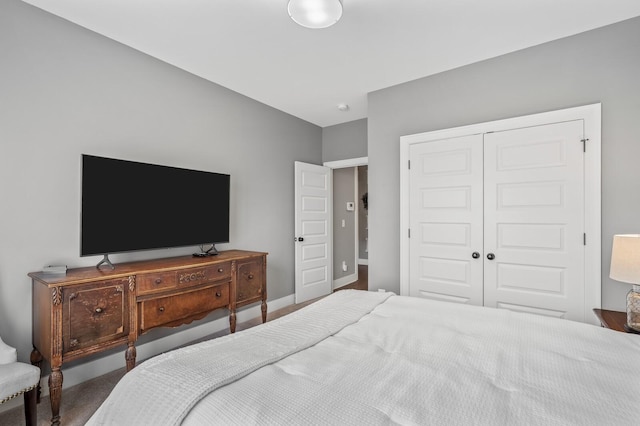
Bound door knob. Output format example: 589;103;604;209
472;252;480;259
487;253;495;260
295;237;304;242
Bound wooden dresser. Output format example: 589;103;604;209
29;249;267;426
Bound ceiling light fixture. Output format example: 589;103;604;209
288;0;343;29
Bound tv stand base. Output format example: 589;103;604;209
193;243;219;257
96;254;115;270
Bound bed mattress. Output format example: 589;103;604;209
88;290;640;425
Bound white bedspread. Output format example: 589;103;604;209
88;290;392;425
89;290;640;425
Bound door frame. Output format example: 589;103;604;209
323;156;368;290
399;104;601;323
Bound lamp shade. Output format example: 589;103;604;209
288;0;343;29
610;234;640;284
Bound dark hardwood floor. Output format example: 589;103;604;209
336;264;368;291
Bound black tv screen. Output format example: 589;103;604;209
81;155;230;256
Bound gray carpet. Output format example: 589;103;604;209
0;367;125;426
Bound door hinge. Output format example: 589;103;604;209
408;160;411;170
581;138;589;152
408;228;411;238
584;233;586;245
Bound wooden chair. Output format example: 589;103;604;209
0;337;40;426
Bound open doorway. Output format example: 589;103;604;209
324;157;368;291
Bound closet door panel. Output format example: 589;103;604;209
483;120;585;320
408;135;484;305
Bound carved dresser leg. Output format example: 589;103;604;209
48;367;63;426
229;310;237;333
125;343;137;371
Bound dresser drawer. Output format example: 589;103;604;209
177;262;231;287
137;262;232;295
237;258;264;304
137;270;176;294
62;279;130;355
139;283;230;331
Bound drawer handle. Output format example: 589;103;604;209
248;274;254;280
95;307;104;314
70;338;79;348
155;279;162;285
238;293;243;298
215;291;222;297
159;306;165;312
218;268;224;273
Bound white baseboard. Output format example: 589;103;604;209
333;272;358;289
0;293;295;415
358;258;368;265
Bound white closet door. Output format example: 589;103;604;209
483;120;585;320
408;134;484;304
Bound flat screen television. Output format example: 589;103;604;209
81;155;230;267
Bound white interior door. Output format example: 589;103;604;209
483;120;585;320
294;161;332;303
408;134;484;304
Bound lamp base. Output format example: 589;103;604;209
623;323;640;334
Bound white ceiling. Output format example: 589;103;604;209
21;0;640;127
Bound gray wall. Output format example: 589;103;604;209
0;0;321;371
332;168;356;280
367;16;640;311
322;118;367;162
